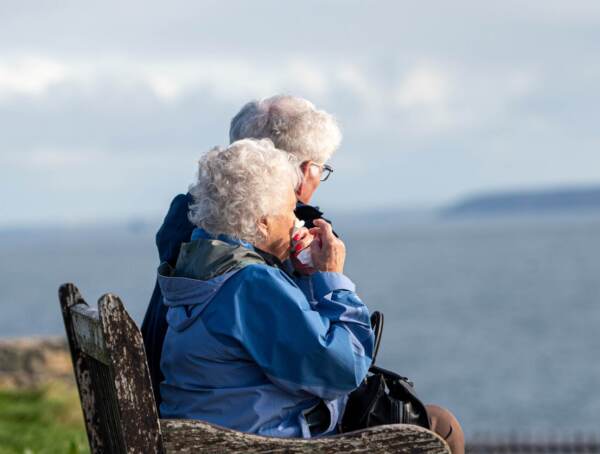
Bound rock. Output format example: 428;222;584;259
0;337;74;389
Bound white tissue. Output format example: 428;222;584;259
291;219;314;267
295;247;314;267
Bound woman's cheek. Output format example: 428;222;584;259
284;220;296;257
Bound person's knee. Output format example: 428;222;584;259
425;404;464;454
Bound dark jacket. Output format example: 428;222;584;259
141;193;195;406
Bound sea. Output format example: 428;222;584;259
1;213;599;437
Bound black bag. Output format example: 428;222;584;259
339;312;430;432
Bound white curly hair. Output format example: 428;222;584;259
188;139;301;244
229;95;342;164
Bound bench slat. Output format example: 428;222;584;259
71;305;109;365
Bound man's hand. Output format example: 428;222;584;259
309;218;346;273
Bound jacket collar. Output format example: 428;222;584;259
190;227;289;271
191;227;255;250
254;247;285;269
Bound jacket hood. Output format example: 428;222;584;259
157;236;264;332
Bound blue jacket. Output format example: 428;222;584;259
141;193;340;408
158;229;374;437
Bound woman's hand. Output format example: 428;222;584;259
309;219;346;273
290;227;317;274
292;226;314;253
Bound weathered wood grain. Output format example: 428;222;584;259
59;283;106;453
99;293;164;454
162;419;450;453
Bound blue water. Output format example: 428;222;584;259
1;215;599;435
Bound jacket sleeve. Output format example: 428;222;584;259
233;265;374;400
155;193;195;265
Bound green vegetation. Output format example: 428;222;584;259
0;383;88;454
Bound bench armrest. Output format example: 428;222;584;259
160;418;450;453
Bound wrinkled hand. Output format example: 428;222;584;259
309;219;346;273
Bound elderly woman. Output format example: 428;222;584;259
158;138;373;438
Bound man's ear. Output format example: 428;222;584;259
295;181;304;198
296;161;311;199
300;161;312;179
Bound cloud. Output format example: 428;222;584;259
2;0;600;226
0;54;543;144
0;51;572;200
28;149;107;168
395;65;450;108
334;64;379;106
0;56;336;105
146;75;182;102
390;64;457;133
0;57;67;98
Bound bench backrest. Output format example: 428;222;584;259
59;283;164;454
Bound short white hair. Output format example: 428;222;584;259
188;139;300;244
229;95;342;164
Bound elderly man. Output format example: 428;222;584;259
142;95;342;407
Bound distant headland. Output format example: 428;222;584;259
441;185;600;218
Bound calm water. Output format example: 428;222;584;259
1;216;599;435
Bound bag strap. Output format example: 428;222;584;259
369;364;412;385
370;311;384;366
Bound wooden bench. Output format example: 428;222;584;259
59;283;451;453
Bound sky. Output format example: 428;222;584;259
2;0;600;227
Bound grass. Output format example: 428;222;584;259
0;382;88;454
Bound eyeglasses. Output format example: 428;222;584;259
309;163;334;182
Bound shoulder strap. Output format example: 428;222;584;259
370;311;384;366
